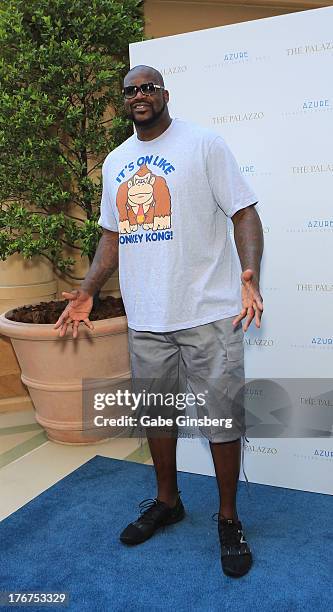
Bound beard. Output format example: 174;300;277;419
127;100;166;127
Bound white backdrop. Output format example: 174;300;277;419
130;6;333;494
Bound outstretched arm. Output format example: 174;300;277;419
231;205;264;331
54;229;119;337
81;229;119;296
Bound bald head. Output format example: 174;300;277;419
123;65;170;131
124;65;165;87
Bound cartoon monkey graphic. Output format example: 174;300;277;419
116;165;171;234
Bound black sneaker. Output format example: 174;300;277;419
120;494;185;545
218;517;253;577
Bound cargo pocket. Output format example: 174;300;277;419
226;340;244;363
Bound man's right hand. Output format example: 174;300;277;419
54;289;94;338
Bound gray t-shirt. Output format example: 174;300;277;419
98;118;257;332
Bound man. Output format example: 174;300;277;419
55;65;264;578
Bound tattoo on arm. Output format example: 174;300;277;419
81;230;119;295
232;206;264;284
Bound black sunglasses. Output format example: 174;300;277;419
122;82;165;99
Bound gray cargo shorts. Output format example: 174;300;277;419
128;317;245;443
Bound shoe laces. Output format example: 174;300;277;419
136;498;168;525
212;513;243;548
138;491;181;522
139;498;161;516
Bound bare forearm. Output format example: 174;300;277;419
81;230;119;296
232;206;264;283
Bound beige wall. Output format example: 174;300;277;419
144;0;332;38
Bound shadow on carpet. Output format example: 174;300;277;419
0;455;332;612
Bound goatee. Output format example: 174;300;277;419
127;101;166;127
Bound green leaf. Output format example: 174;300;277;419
0;0;144;272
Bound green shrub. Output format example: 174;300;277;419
0;0;144;277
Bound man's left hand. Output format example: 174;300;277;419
233;268;263;331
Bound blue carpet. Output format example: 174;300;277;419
0;455;332;612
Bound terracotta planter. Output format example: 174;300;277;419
0;254;57;311
0;310;130;444
0;255;57;413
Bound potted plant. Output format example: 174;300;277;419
0;0;144;442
